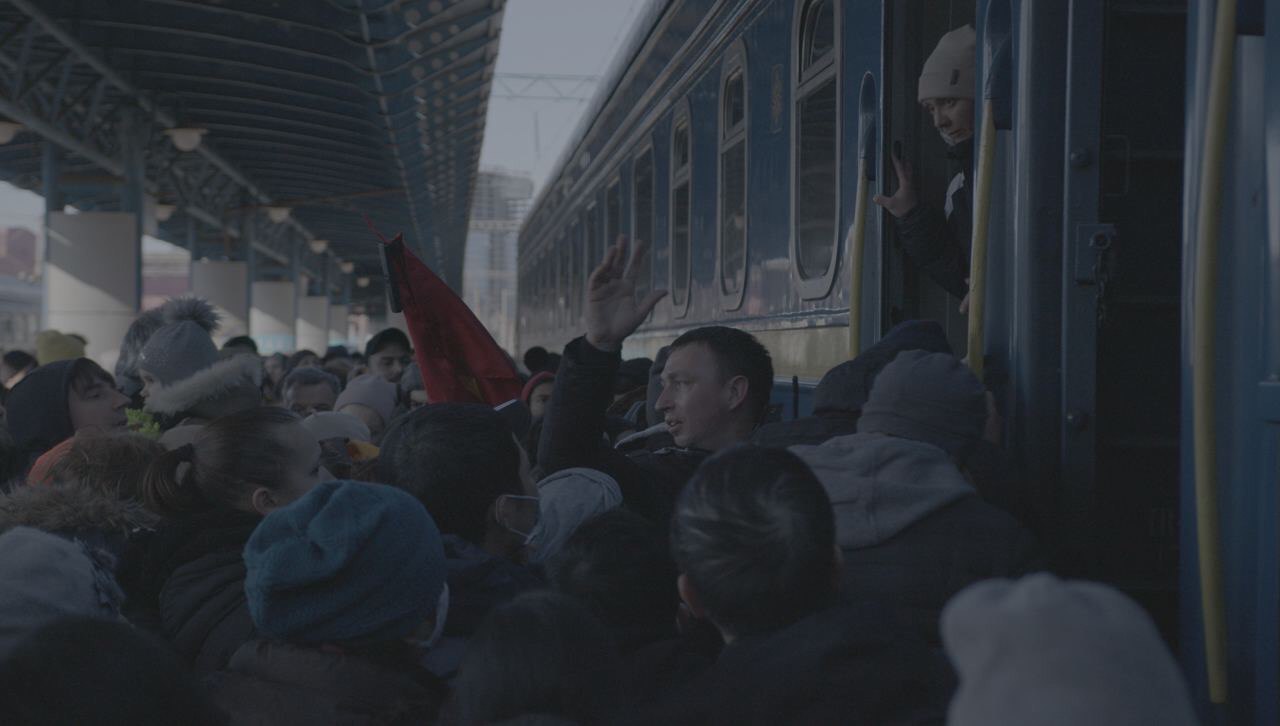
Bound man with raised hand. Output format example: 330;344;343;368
538;236;774;520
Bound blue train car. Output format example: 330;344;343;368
517;1;1277;722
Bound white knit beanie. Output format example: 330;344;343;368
918;25;976;102
942;574;1198;726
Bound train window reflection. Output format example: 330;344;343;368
724;69;745;130
632;148;654;302
672;182;691;308
583;203;599;277
674;118;690;171
606;180;621;246
720;48;748;301
794;0;838;288
671;103;692;313
796;79;837;279
801;0;834;74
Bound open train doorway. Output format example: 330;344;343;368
882;0;976;352
1088;0;1187;645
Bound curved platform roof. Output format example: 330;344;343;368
0;0;504;312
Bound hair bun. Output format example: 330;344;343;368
174;443;196;463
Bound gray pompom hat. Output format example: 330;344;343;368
138;320;221;386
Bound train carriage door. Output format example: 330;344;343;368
1062;0;1186;643
882;0;977;347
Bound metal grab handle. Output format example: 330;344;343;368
967;1;1012;381
848;72;877;357
1192;0;1235;705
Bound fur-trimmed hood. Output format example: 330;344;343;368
0;483;159;539
116;297;220;397
143;354;263;420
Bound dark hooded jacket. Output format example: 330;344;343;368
752;320;953;449
420;534;543;681
896;139;973;299
5;359;77;474
627;602;952;725
0;482;158;559
792;433;1042;646
117;506;261;672
206;640;448;726
537;337;700;524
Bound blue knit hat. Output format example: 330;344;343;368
243;480;447;644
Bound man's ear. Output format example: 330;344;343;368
677;573;707;619
723;375;749;412
250;487;280;517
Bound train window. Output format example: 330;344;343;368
793;0;839;294
671;102;693;314
559;239;571;327
801;0;835;71
632;146;655;303
719;42;748;306
583;203;599;277
571;219;583;321
606;179;622;247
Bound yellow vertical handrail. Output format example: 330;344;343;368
848;158;870;357
966;104;997;381
1192;0;1235;705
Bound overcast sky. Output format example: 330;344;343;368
478;0;641;193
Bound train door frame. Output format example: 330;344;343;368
880;0;976;344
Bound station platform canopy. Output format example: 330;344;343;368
0;0;505;314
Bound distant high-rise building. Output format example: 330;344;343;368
464;168;534;354
0;227;38;280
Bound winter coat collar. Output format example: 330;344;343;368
790;433;976;549
143;354;262;419
0;483;158;539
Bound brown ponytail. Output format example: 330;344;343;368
141;407;301;518
142;443;205;516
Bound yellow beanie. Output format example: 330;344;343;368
918;25;976;102
35;330;86;366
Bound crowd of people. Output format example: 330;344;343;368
0;232;1201;725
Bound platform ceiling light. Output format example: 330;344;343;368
412;65;427;80
265;206;291;224
164;127;207;152
339;260;355;274
308;238;329;254
356;275;371;288
0;121;23;144
427;0;443;12
405;8;422;25
154;203;177;222
408;38;425;56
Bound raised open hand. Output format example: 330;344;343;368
584;235;668;352
872;153;918;218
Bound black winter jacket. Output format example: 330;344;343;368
896;140;973;299
627;602;952;725
537;337;704;523
206;640;448;725
118;506;260;672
